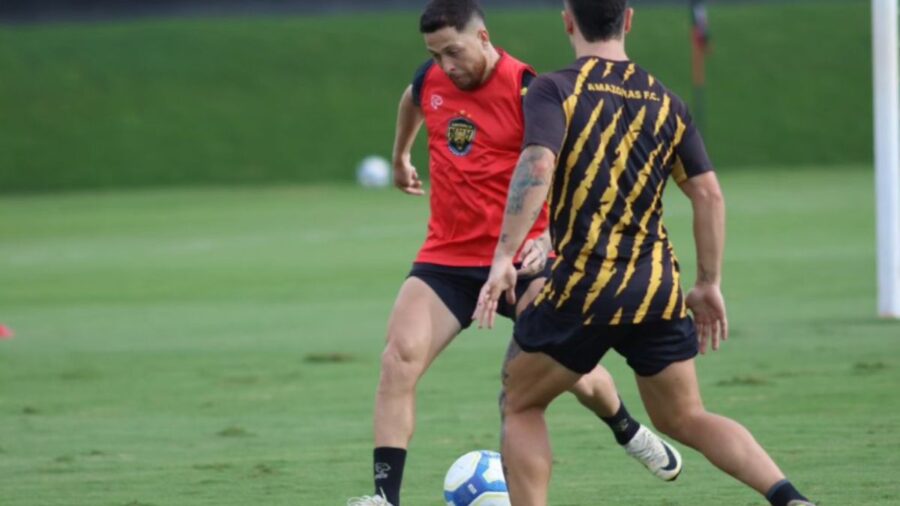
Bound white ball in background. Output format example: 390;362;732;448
356;155;391;188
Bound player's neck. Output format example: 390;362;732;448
573;39;629;62
478;45;502;85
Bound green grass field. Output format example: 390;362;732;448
1;166;899;505
0;1;873;192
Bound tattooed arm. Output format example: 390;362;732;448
495;145;556;260
473;145;556;329
473;73;564;329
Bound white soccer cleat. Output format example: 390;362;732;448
787;501;817;506
623;425;683;481
346;495;393;506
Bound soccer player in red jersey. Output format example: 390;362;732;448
348;2;682;506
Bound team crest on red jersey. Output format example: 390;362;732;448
448;117;476;156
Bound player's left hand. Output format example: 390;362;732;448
393;154;425;196
516;235;551;277
686;283;729;354
474;257;518;330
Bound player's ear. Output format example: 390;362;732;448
623;8;634;35
477;28;490;48
561;10;575;35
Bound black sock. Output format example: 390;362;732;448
599;398;641;445
373;447;406;506
766;479;809;506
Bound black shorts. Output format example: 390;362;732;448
409;263;551;329
514;302;699;377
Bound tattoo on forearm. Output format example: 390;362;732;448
507;150;549;216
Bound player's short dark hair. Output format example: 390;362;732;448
419;0;485;34
565;0;629;42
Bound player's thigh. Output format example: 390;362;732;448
635;359;704;430
514;277;547;317
385;276;463;368
503;348;581;413
499;338;522;386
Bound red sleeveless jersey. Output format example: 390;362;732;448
414;51;550;267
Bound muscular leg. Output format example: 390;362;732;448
501;349;581;506
372;277;462;504
636;359;785;495
375;277;461;446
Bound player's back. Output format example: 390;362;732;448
525;57;712;325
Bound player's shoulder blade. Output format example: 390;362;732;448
531;61;585;99
561;57;599;87
638;68;690;112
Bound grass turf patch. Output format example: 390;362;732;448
1;165;899;504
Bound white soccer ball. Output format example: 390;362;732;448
443;450;510;506
356;155;391;188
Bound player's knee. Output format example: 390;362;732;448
500;388;525;421
379;332;428;387
651;407;705;444
502;385;540;415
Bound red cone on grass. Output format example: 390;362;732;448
0;324;14;340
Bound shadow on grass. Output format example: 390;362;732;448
304;352;355;364
217;426;254;438
852;361;890;374
715;375;771;387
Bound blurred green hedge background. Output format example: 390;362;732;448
0;1;872;192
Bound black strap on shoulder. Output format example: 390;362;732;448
521;71;536;90
411;60;435;107
520;70;537;105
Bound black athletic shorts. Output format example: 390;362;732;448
514;302;699;377
408;262;551;329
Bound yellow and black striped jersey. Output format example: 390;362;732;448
522;56;714;326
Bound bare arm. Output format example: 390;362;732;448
678;171;728;352
679;171;725;285
495;146;556;260
391;85;425;196
475;145;556;328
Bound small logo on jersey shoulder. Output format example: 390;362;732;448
447;117;477;156
430;94;444;110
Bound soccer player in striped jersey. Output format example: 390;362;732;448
348;2;682;506
475;1;815;505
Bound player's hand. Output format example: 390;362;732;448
516;234;551;277
474;257;518;330
393;155;425;196
685;283;729;354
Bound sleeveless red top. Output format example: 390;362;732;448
413;51;550;267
